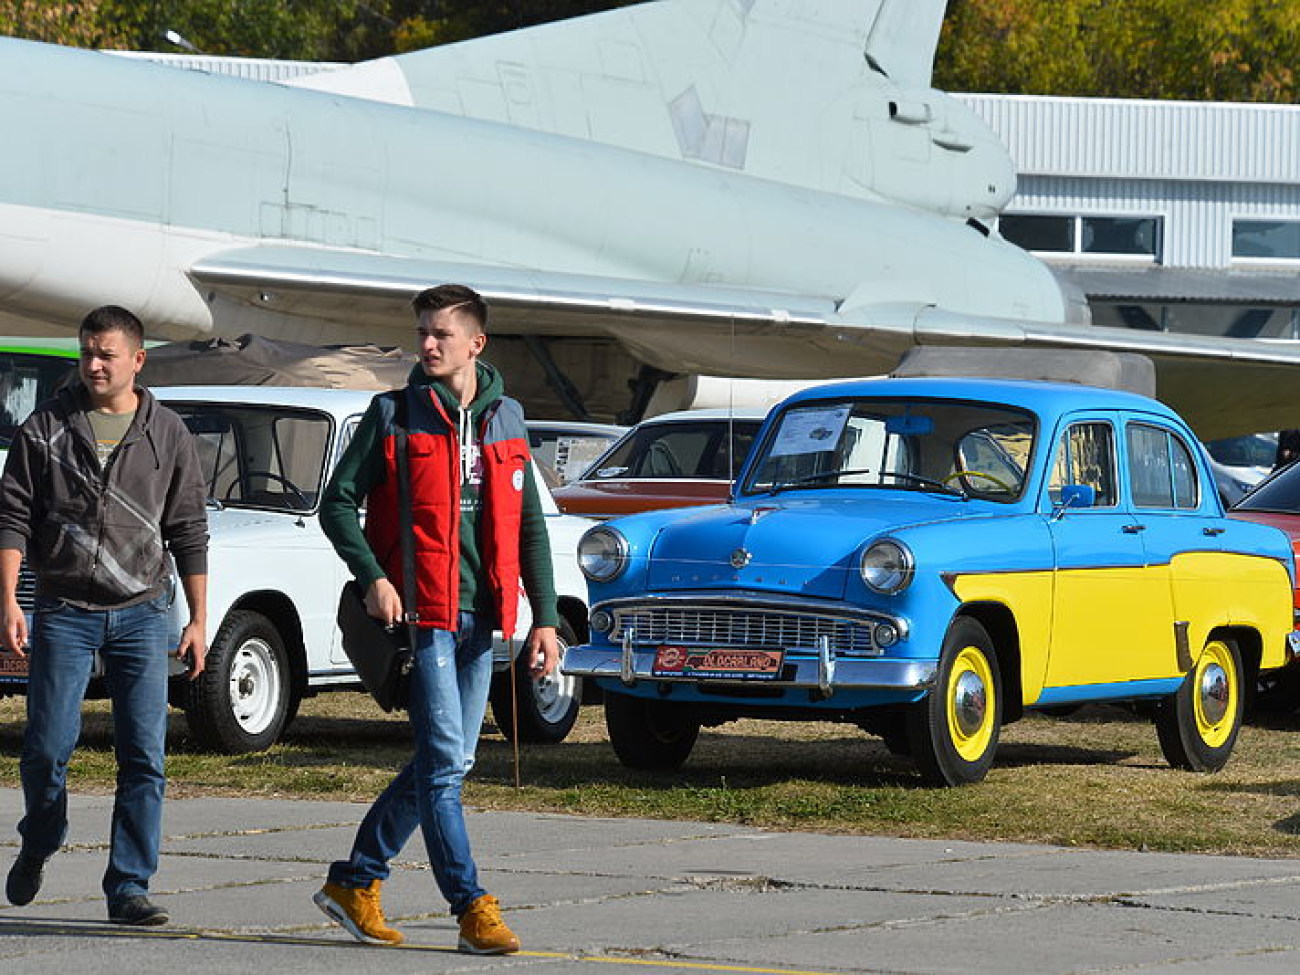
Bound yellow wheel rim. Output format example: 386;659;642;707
1193;640;1238;749
946;645;996;762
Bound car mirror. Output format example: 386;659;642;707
885;414;933;436
1055;483;1096;515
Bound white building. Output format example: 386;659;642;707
959;94;1300;341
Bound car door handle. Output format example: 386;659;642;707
1203;526;1226;536
1122;523;1146;533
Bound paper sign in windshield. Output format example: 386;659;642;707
768;406;851;457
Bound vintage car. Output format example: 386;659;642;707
564;376;1299;786
551;408;765;519
526;419;627;486
1;385;595;753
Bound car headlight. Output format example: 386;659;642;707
579;526;629;582
859;539;913;594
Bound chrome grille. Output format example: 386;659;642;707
612;605;878;655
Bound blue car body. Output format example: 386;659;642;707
564;377;1299;784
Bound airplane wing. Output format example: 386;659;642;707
190;245;1300;440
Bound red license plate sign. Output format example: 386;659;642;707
652;645;784;680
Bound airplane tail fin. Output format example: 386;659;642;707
286;1;944;145
284;2;1003;217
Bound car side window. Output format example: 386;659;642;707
1127;423;1199;510
1049;422;1116;506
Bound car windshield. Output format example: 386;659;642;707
169;403;333;512
585;419;761;481
743;398;1035;501
1234;463;1300;513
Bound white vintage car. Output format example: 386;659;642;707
148;385;593;753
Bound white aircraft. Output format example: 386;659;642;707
0;0;1296;436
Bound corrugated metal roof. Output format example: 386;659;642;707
1056;266;1300;303
957;94;1300;186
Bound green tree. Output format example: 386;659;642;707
0;0;129;47
935;0;1300;102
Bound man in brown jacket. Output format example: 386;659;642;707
0;305;208;926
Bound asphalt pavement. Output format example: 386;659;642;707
0;786;1298;974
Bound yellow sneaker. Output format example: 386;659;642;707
313;879;404;946
458;893;520;954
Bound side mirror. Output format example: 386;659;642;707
1054;483;1096;518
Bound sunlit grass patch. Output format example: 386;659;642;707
0;693;1298;857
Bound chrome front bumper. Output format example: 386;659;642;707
562;643;937;693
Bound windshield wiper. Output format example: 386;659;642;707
205;496;225;511
877;471;964;497
769;467;877;494
768;468;963;498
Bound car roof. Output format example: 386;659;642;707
152;385;378;415
782;376;1175;419
637;407;770;424
527;419;627;436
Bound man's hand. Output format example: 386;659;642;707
177;620;207;680
0;595;27;657
525;625;559;679
366;577;404;627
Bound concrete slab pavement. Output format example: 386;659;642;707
0;787;1298;974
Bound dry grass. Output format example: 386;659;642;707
1;692;1299;856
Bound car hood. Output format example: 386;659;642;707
206;505;309;542
553;478;732;518
644;493;968;598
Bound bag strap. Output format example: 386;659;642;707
395;412;418;633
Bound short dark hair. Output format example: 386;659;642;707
80;305;144;348
411;284;487;334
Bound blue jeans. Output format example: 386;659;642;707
328;612;495;917
19;593;171;903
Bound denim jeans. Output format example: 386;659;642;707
328;612;495;917
19;593;171;903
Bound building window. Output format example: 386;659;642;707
999;214;1161;259
1081;217;1160;256
1233;220;1300;260
998;214;1073;252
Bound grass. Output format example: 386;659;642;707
2;693;1300;857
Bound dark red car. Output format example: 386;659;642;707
551;409;765;519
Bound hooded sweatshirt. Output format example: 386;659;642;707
0;382;209;608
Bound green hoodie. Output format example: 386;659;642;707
320;360;557;630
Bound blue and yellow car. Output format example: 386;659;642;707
563;376;1300;785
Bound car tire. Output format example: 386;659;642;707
906;617;1002;786
604;692;700;770
184;610;293;754
1154;637;1242;772
490;618;582;744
